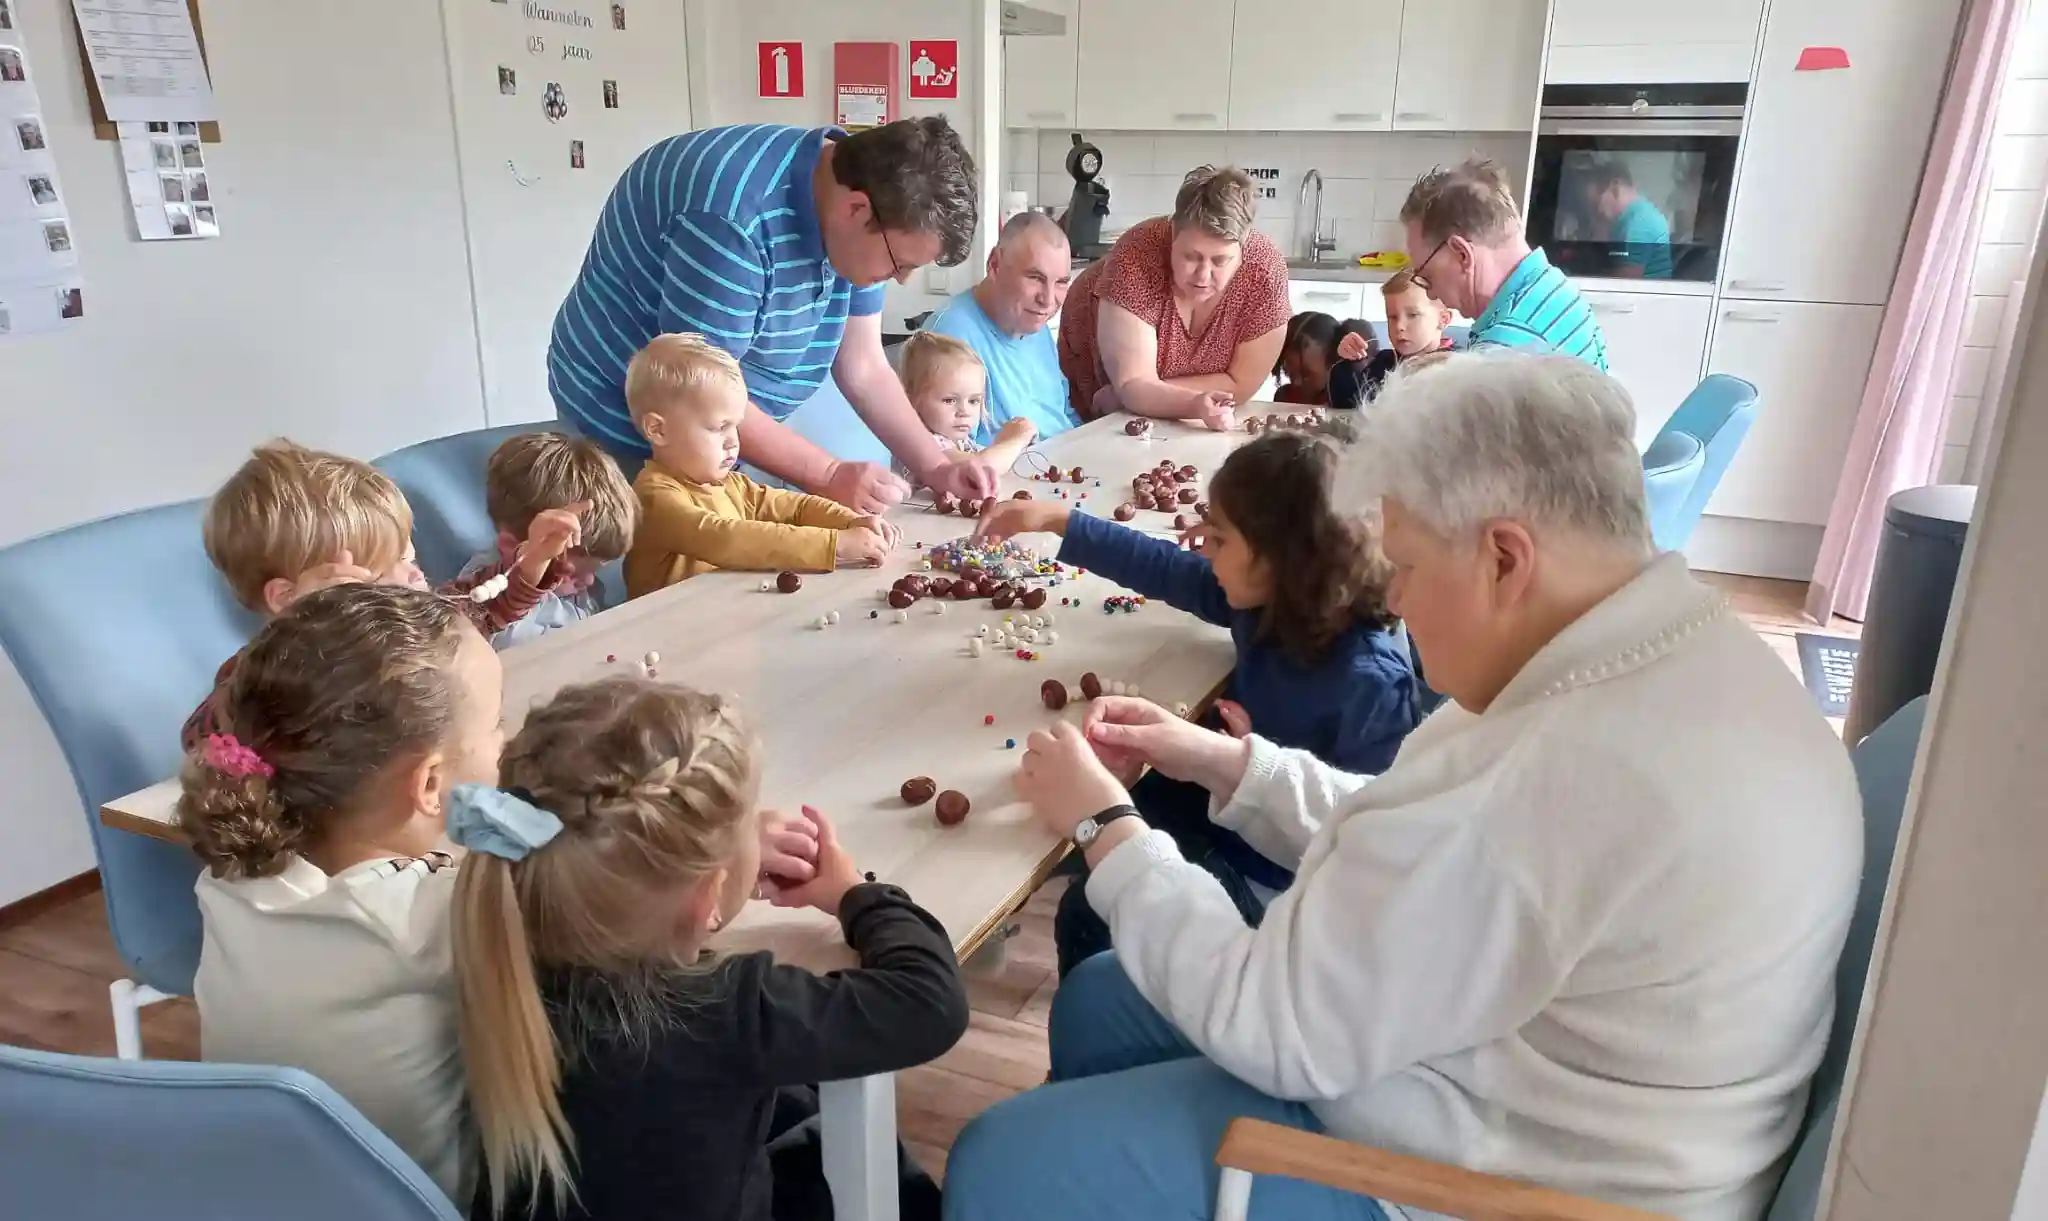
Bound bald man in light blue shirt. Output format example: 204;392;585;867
923;212;1078;447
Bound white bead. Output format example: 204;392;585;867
1042;612;1056;627
827;611;840;624
816;616;830;630
921;560;932;571
1129;684;1142;698
643;651;660;666
893;609;908;624
969;638;984;657
1044;631;1058;645
1175;703;1190;718
760;580;773;591
1109;680;1126;696
976;624;989;637
933;603;947;615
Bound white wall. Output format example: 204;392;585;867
1009;128;1531;264
0;0;492;904
1942;0;2048;481
684;0;984;327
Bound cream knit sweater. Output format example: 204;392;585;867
1088;554;1862;1221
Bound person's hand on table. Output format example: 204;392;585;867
821;460;909;515
923;456;998;504
1177;521;1211;553
754;805;821;905
1192;390;1237;432
1084;696;1254;804
1337;331;1372;362
856;514;902;551
835;525;890;568
772;805;865;916
1017;721;1145;865
974;498;1070;543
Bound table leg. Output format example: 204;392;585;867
821;1073;898;1221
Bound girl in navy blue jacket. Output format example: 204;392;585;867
975;431;1419;976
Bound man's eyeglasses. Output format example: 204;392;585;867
1409;236;1450;294
878;226;914;282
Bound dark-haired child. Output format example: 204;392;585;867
1274;311;1378;406
975;432;1420;976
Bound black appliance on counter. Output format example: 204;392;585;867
1527;82;1746;283
1061;132;1110;251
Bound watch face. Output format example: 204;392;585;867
1072;817;1099;847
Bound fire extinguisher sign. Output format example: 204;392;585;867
908;40;959;100
759;42;804;98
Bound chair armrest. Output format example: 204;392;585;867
1214;1118;1673;1221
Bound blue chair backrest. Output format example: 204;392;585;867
0;1043;460;1221
1642;429;1707;551
1764;696;1927;1221
1643;374;1760;549
374;421;559;584
0;501;259;995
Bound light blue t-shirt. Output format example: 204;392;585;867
923;290;1076;448
1612;196;1674;280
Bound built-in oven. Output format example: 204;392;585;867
1527;83;1746;284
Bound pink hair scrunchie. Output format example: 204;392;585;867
203;733;275;780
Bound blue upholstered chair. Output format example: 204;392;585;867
0;1043;460;1220
1640;374;1761;552
373;421;559;583
1213;697;1929;1221
0;500;258;1058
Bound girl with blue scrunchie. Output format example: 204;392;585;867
450;677;969;1221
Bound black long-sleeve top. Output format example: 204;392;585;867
473;883;969;1221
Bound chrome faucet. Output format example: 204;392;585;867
1298;169;1337;265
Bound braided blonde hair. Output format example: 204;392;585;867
452;677;759;1215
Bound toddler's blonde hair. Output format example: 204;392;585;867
624;333;745;427
898;330;984;403
485;431;639;561
453;677;759;1215
203;440;413;612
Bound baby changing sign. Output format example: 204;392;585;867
908;40;958;100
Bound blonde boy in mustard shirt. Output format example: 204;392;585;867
623;333;899;598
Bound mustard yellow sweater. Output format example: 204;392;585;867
626;465;863;598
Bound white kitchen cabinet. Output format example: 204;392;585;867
1392;0;1546;133
1076;0;1235;131
1288;278;1367;321
1704;301;1883;525
1545;2;1766;84
1721;0;1965;307
1003;0;1080;129
1581;291;1714;447
1229;0;1400;132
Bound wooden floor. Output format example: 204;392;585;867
0;573;1851;1179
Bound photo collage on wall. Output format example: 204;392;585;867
117;120;219;240
488;0;627;175
0;11;87;339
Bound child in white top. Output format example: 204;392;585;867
894;331;1036;486
177;583;507;1205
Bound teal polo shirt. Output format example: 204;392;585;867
922;290;1076;447
1613;197;1674;280
1470;248;1609;371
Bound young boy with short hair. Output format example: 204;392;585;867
623;333;899;598
444;431;638;648
1332;269;1456;405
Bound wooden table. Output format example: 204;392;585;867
102;407;1274;1217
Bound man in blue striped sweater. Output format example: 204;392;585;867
1399;158;1609;372
549;118;996;513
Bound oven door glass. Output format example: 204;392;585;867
1527;134;1737;284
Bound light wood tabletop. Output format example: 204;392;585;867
100;408;1301;970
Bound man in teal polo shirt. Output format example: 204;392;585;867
1586;159;1674;280
1399;158;1608;371
922;212;1077;445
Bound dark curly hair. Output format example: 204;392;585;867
176;583;472;879
1207;432;1395;665
834;116;978;267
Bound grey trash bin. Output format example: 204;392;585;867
1843;484;1977;744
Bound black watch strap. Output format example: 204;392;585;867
1092;803;1140;827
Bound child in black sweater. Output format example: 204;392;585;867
449;677;968;1221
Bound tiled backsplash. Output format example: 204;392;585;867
1008;129;1530;262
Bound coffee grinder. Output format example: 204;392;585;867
1062;132;1110;252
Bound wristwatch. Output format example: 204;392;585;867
1071;803;1140;848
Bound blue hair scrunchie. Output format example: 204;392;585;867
447;784;563;862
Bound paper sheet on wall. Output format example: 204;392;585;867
0;21;86;339
117;119;217;239
70;0;216;123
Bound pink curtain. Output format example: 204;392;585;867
1805;0;2025;624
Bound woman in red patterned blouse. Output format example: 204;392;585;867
1058;166;1292;429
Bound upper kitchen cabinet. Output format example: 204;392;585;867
1392;0;1546;132
1003;0;1081;129
1076;0;1236;131
1546;3;1767;84
1229;0;1400;132
1720;0;1966;306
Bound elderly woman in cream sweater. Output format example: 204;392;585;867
941;351;1863;1221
